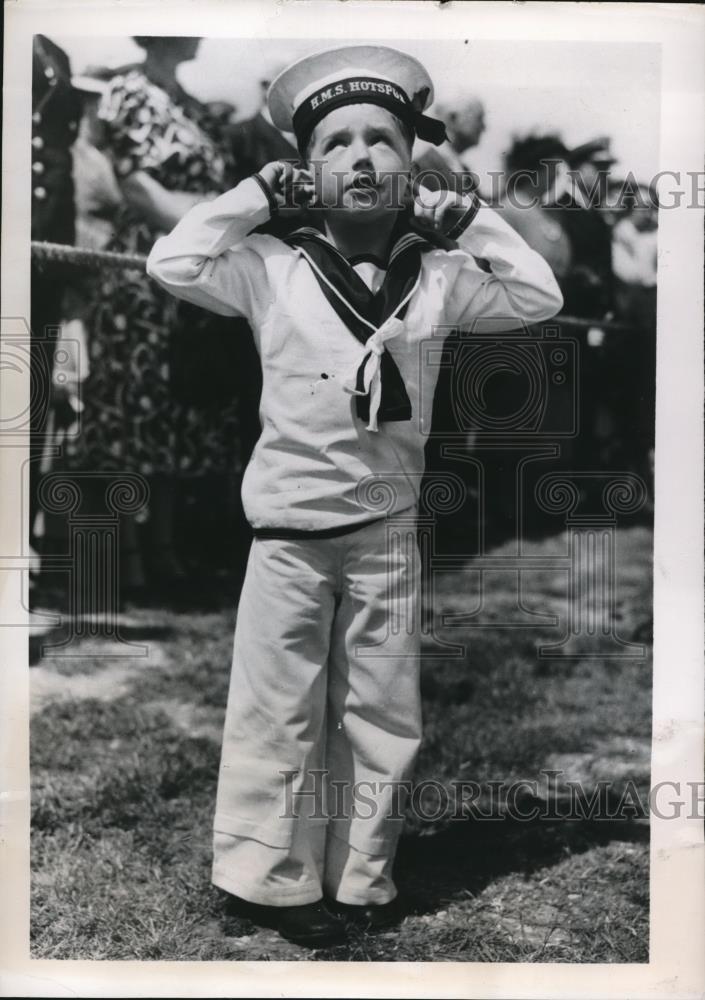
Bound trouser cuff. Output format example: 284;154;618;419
212;867;323;907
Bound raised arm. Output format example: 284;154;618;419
147;161;313;320
146;176;273;320
414;188;564;328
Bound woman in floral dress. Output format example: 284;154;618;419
65;37;243;594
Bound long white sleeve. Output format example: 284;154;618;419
448;199;564;329
146;176;274;322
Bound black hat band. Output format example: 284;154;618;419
292;75;446;154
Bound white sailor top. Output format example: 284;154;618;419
147;177;563;535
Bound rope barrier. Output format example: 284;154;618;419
556;315;635;333
31;241;147;271
30;240;637;332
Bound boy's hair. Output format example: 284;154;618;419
303;112;415;163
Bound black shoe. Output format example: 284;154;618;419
225;895;346;949
275;901;346;948
328;894;408;931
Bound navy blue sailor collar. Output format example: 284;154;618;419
282;213;451;326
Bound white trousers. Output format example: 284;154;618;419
212;510;422;906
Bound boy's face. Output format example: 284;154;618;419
306;104;413;220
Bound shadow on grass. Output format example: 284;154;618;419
394;813;648;915
29;624;182;666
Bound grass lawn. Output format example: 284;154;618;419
30;525;653;962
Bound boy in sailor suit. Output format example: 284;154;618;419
147;44;563;947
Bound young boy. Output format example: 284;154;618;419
147;44;563;948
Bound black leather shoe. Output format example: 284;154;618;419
328;894;408;930
224;894;346;949
275;901;347;948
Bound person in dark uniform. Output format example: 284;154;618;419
545;137;617;481
610;183;657;485
30;36;82;560
544;136;615;317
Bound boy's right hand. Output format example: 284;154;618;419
257;160;314;212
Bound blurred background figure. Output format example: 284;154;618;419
540;135;616;485
500;132;618;316
201;100;239;164
37;73;124;574
567;135;617;210
70;74;123;251
612;182;658;320
499;130;656;496
602;176;633;230
414;96;485;194
500;133;573;281
29;35;82;599
62;36;243;601
225;66;297;178
544;136;615;318
606;182;658;483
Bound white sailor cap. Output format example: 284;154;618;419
267;44;447;155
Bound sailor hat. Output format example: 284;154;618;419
267;44;447;155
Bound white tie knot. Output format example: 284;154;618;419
343;316;406;432
367;316;404;355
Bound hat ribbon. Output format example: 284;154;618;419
414;112;447;147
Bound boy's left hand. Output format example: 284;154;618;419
412;184;472;233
